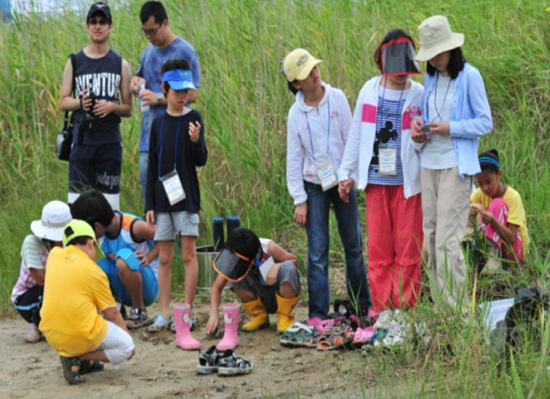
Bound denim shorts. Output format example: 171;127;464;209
154;211;200;241
97;251;159;307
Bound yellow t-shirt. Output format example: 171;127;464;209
470;186;530;252
39;246;116;357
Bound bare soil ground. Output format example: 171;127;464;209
0;301;374;399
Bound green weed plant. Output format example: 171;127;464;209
0;1;548;396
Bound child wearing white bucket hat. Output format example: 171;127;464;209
410;15;493;311
11;200;71;343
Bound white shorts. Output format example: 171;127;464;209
98;321;135;366
154;211;199;241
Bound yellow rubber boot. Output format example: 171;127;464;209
276;294;299;333
241;298;269;332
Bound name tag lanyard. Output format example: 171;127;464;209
377;77;405;176
158;111;184;180
157;111;187;206
427;73;452;122
305;98;331;164
305;98;338;191
379;76;406;116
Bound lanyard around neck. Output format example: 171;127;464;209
158;111;184;180
305;97;330;161
380;76;406;110
431;73;452;121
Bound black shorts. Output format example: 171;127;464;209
13;285;43;326
69;142;122;195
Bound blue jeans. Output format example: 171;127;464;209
139;151;148;204
304;181;372;319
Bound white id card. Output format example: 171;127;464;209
316;161;338;191
259;256;275;284
378;148;397;175
160;169;186;205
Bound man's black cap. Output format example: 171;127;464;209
87;2;112;24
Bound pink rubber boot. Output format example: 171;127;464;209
216;302;240;351
173;303;201;351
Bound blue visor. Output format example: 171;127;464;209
161;69;196;91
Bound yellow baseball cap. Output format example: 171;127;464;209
283;48;322;82
62;219;104;261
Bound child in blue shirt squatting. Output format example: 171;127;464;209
71;190;159;329
145;58;207;332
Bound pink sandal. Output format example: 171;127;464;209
351;327;374;346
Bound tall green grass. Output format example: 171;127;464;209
0;0;548;395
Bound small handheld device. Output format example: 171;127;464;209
420;123;433;133
139;81;150;112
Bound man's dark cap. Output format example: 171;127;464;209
87;2;112;24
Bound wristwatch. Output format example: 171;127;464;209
156;92;164;106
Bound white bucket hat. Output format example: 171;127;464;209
283;48;322;82
30;200;72;242
416;15;464;62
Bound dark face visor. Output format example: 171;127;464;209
381;38;421;76
213;249;255;283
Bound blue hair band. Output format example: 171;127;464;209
478;156;500;169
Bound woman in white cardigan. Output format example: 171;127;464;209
339;29;424;312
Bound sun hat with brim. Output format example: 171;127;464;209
212;248;255;283
30;200;72;242
162;69;196;91
62;219;104;261
283;48;323;82
416;15;464;62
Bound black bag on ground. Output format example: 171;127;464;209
56;53;76;161
490;286;548;368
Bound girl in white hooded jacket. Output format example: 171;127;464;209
338;30;424;312
283;48;372;324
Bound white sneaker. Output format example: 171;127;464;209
24;324;42;343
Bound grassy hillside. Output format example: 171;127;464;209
0;1;548;395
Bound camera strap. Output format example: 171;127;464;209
62;53;77;129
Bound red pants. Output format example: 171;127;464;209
366;185;423;311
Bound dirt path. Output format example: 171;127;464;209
0;302;372;398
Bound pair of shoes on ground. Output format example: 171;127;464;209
280;322;318;348
126;308;153;330
281;320;355;350
147;314;196;333
24;324;43;343
59;356;104;385
316;323;355;350
196;345;252;376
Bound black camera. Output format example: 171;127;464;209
78;90;97;143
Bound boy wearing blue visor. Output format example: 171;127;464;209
145;59;208;338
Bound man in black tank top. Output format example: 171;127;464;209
59;2;132;211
